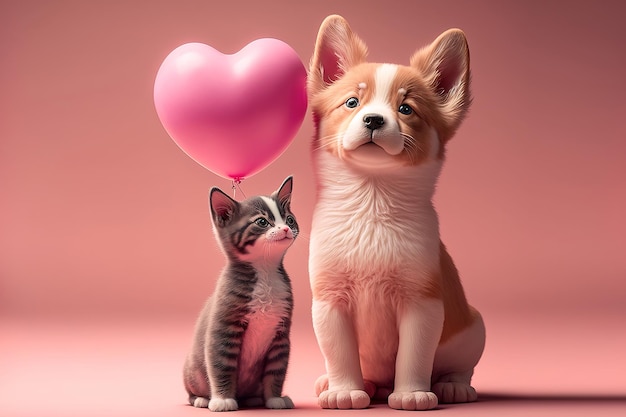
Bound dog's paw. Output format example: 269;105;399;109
191;396;209;408
432;382;477;403
318;389;370;409
363;379;392;400
316;376;379;399
314;375;328;396
265;396;294;409
208;397;238;412
388;391;438;410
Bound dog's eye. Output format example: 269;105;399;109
345;97;360;109
398;103;413;115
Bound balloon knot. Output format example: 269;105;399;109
231;178;246;200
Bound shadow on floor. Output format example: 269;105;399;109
478;392;626;404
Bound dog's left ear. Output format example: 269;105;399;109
309;15;368;96
411;29;471;141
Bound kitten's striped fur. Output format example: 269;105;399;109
183;177;298;411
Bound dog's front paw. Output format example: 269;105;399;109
265;396;294;409
208;397;238;412
432;382;477;403
318;389;370;409
388;391;438;410
315;375;378;399
314;375;328;396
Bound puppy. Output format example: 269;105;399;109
307;15;485;410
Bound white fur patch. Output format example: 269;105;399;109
260;196;284;224
238;269;291;389
265;396;294;409
209;398;238;412
373;64;398;105
309;151;443;279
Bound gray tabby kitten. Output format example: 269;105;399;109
183;176;298;412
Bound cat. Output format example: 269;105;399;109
183;176;298;412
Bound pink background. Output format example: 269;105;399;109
1;1;625;416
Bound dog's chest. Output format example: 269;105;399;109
311;179;440;274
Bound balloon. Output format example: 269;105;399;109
154;39;307;180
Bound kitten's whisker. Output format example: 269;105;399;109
293;231;310;242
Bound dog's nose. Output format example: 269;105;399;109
363;114;385;130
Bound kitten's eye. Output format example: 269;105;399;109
255;218;269;228
285;215;295;226
345;97;359;109
398;103;413;115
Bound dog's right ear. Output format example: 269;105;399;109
309;15;368;95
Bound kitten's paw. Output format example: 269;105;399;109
208;397;238;412
265;396;294;409
432;382;477;403
318;389;370;409
191;396;209;408
388;391;438;410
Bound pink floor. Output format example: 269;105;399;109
2;310;625;417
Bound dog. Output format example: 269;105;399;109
307;15;486;410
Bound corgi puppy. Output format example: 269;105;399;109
307;15;485;410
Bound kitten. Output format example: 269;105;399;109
183;176;298;412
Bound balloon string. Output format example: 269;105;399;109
231;178;246;200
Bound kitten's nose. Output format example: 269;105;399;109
363;114;385;130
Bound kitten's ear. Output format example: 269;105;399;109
209;187;239;227
410;29;471;141
309;15;368;96
275;176;293;210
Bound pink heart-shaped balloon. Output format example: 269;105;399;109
154;39;307;180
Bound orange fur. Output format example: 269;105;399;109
438;242;474;343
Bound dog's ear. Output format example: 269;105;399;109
410;29;471;140
309;15;368;95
